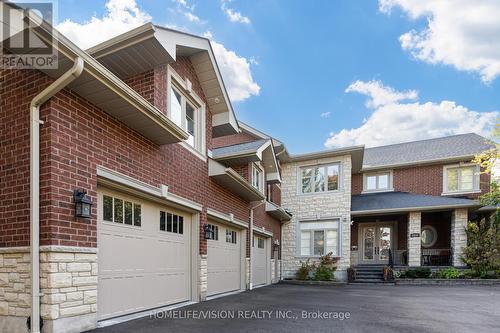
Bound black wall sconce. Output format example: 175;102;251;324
73;189;92;218
203;223;213;240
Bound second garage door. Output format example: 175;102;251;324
97;188;192;320
252;235;269;287
207;221;242;296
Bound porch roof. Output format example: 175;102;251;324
351;191;479;215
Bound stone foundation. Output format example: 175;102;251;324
0;246;98;333
198;255;207;301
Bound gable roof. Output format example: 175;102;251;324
351;191;479;215
362;133;495;170
87;23;239;137
212;139;270;159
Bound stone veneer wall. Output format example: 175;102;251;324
408;212;422;267
451;208;468;267
280;155;352;281
0;246;97;333
198;255;207;301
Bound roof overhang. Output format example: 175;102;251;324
1;3;188;145
361;155;478;172
87;23;239;137
213;140;281;183
351;202;479;216
265;201;292;222
281;145;365;173
208;159;266;202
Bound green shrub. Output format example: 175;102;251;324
462;269;477;279
314;265;334;281
296;259;314;280
401;268;432;279
438;268;462;279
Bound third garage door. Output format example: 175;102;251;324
252;235;268;287
207;221;242;296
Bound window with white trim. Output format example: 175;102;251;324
300;163;340;194
443;164;479;193
364;171;392;192
299;220;339;256
102;195;142;227
169;82;203;152
252;164;263;192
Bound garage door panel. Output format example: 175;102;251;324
207;222;242;296
97;188;192;320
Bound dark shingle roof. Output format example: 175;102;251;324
351;191;478;213
212;139;268;158
363;133;494;169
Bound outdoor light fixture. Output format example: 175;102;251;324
203;223;213;240
73;189;92;218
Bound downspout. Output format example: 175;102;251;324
249;200;265;290
30;57;84;333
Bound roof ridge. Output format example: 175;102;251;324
365;133;483;150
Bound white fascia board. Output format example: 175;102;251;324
253;225;273;238
206;208;248;229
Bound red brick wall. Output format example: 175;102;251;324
1;58;254;253
268;183;281;206
352;165;490;198
212;132;258;149
250;204;281;259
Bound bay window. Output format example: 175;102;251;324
299;220;340;256
300;163;340;194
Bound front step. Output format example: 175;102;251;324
352;265;385;283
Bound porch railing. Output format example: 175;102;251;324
421;248;451;266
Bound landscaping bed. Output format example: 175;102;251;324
395;279;500;285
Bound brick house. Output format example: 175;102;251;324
0;4;496;333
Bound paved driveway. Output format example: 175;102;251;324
87;283;500;333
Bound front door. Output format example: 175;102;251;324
360;224;393;264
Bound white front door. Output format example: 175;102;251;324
360;224;393;265
207;221;242;296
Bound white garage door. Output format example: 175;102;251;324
97;188;191;320
252;235;268;286
207;221;242;296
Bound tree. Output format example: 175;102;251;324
472;122;500;175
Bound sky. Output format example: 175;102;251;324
53;0;500;153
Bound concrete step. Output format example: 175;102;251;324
355;273;384;279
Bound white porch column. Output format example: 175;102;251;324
451;208;468;267
408;211;421;267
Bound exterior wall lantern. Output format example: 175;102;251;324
73;189;92;218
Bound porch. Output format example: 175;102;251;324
350;191;481;268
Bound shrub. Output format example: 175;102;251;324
314;265;334;281
401;268;432;279
438;268;462;279
312;252;338;281
383;266;394;281
296;259;315;280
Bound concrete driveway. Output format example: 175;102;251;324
87;283;500;333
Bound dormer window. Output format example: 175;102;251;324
363;171;393;192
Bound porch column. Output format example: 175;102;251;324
451;208;468;267
408;211;421;267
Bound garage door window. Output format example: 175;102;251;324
226;230;237;244
160;211;184;234
253;237;265;248
206;224;218;240
102;195;141;227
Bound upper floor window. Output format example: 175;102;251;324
443;164;480;194
252;163;263;192
170;85;198;148
363;171;392;192
300;163;340;194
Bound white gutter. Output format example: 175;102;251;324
30;58;84;333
